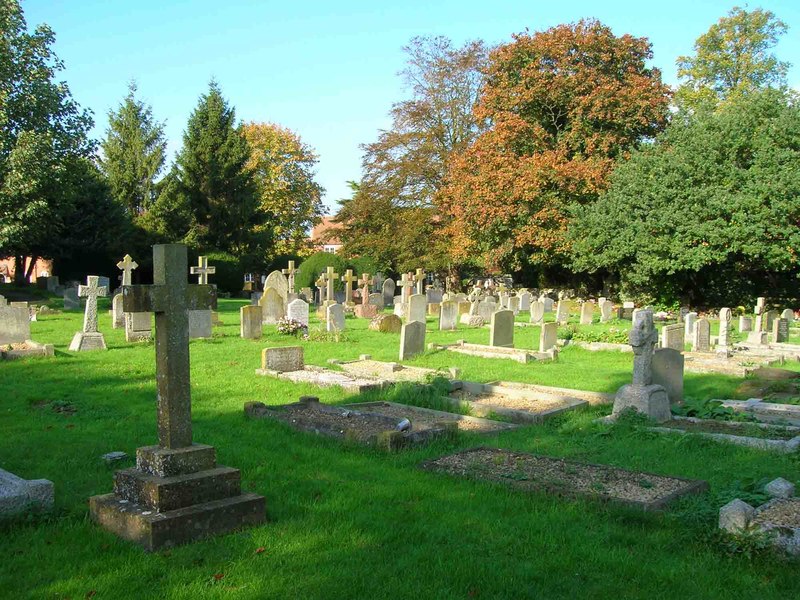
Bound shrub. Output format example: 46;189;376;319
295;252;346;291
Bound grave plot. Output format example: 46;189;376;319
337;358;447;383
646;417;800;453
718;399;800;426
342;401;520;435
1;340;54;360
245;397;455;450
429;340;555;364
752;498;800;555
445;381;597;424
420;447;708;511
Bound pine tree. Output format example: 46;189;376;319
100;81;166;216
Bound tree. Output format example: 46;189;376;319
675;6;789;111
100;81;166;216
570;90;800;307
150;81;257;255
335;36;488;273
439;20;671;277
242;122;324;259
0;1;94;283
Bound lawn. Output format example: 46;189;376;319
1;298;799;599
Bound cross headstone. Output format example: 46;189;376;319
397;272;414;303
358;273;374;305
190;256;216;285
116;254;138;287
91;244;263;551
282;260;298;293
324;266;339;304
342;269;358;306
413;268;426;295
69;276;109;351
315;274;327;306
190;256;216;334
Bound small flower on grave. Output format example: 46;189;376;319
276;317;307;336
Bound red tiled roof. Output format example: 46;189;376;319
311;217;342;246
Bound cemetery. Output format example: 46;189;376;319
2;1;800;598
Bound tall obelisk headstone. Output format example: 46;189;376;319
89;244;264;551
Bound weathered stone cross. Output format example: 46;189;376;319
359;273;374;301
342;269;358;305
123;245;215;449
116;254;138;287
282;260;298;292
413;268;426;295
190;256;216;285
79;276;109;333
324;266;339;304
397;272;414;302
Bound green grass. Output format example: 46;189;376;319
1;298;799;599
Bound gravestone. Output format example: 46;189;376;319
326;303;345;332
369;314;402;333
518;292;531;311
397;273;414;303
0;302;30;344
507;296;520;316
354;302;378;319
489;310;514;348
406;294;427;324
611;309;670;422
530;301;544;325
477;301;496;322
457;301;471;316
64;287;80;311
692;318;711;352
90;244;264;551
755;297;766;315
287;298;309;327
427;302;441;316
342;269;358;307
264;270;289;306
579;302;593;325
188;310;212;339
439;300;458;331
393;297;404;318
281;260;298;294
112;293;125;329
382;279;396;306
426;287;443;304
260;287;285;325
684;312;697;337
763;310;780;332
69;276;109;351
660;323;684;351
539;322;558;352
780;308;794;324
600;300;614;323
555;301;569;324
240;305;263;339
323;266;339;306
368;293;383;308
413;268;426;295
652;348;684;403
0;468;54;518
125;311;152;342
262;346;303;372
619;301;635;320
717;308;732;354
540;297;554;312
399;320;425;361
739;316;753;332
315;275;327;306
773;318;789;343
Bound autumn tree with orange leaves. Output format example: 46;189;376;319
439;20;670;276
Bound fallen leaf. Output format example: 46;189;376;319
213;573;225;581
255;546;266;555
86;591;97;599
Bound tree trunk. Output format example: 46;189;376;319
25;256;38;282
14;255;27;285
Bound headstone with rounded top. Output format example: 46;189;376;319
489;310;514;348
439;300;458;331
406;294;427;324
399;320;425;360
260;287;285;325
240;305;263;339
530;301;544;325
326;303;345;332
692;318;711;352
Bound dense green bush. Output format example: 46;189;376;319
295;252;346;291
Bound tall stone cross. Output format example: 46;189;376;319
342;269;358;305
413;268;426;295
397;272;414;302
324;266;339;304
79;276;109;333
315;274;327;305
497;282;509;296
628;309;658;386
116;254;138;287
359;273;374;302
190;256;216;285
122;245;215;449
282;260;298;293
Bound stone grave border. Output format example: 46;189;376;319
0;339;55;360
244;397;455;451
419;446;709;511
429;340;555;364
718;398;800;426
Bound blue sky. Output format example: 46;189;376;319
23;1;800;212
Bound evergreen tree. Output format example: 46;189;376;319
100;81;166;216
165;80;257;255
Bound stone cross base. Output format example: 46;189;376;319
89;443;265;552
611;384;671;423
0;468;54;518
211;311;223;326
68;332;107;352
